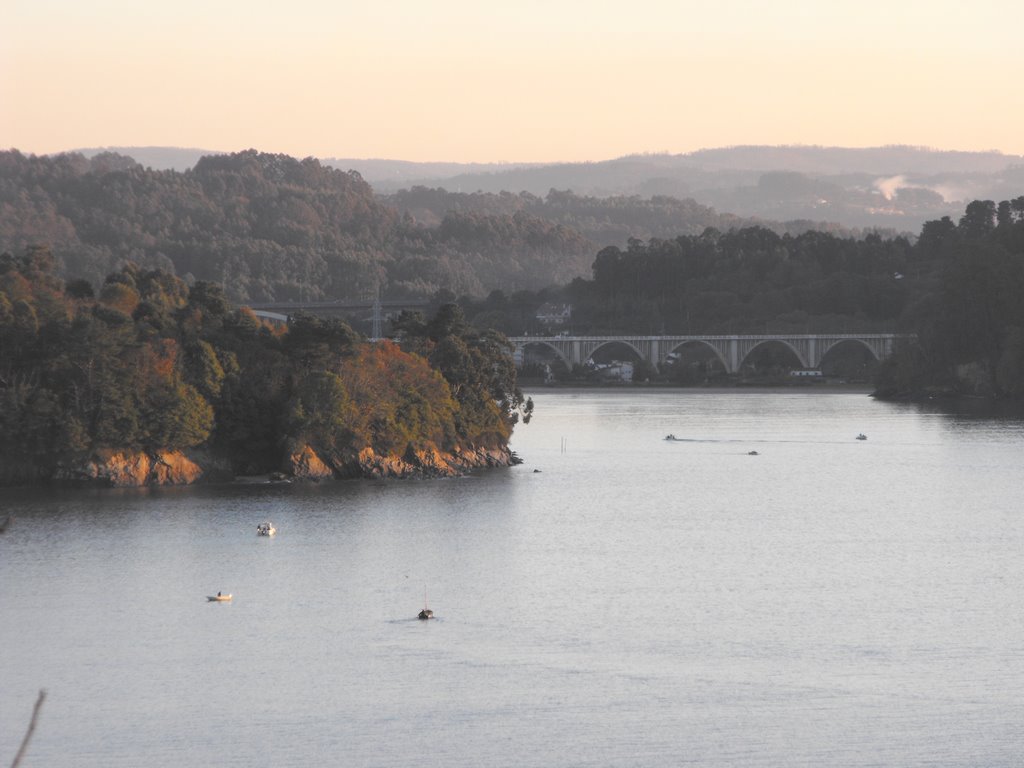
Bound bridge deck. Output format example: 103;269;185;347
508;333;908;373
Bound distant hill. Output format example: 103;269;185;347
58;144;1024;232
680;145;1023;175
335;145;1024;232
335;145;1024;188
68;146;225;171
319;158;545;185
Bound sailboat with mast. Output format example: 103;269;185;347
418;588;434;620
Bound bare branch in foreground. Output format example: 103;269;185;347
10;689;46;768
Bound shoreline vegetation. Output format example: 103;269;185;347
0;253;531;488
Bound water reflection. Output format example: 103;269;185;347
2;391;1024;768
904;395;1024;421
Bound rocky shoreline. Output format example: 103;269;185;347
282;442;520;482
1;443;520;489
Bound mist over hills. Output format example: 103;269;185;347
68;144;1024;232
671;146;1022;175
345;146;1023;191
331;146;1024;233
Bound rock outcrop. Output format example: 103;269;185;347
51;449;227;487
285;444;335;481
282;442;520;481
355;444;518;479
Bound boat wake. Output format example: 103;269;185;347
664;436;870;445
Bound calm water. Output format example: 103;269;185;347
2;391;1023;767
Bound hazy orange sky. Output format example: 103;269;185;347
3;0;1023;162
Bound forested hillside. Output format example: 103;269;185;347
874;200;1024;398
0;149;593;303
385;187;859;248
60;144;1024;234
0;249;530;485
351;146;1024;232
564;228;913;335
2;149;873;306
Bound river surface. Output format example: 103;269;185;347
2;390;1023;767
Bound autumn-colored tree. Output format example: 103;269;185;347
394;304;532;446
0;248;530;485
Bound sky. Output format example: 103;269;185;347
3;0;1024;163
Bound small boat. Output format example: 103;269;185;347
257;522;276;536
207;593;232;602
418;588;433;619
856;433;867;441
748;450;759;455
664;434;678;441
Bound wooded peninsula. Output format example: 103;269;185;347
0;250;531;486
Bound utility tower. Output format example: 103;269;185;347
371;295;382;340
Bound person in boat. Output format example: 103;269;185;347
217;591;222;597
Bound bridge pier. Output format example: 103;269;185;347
727;338;739;374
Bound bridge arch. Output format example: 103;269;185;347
737;339;809;372
817;338;884;379
818;337;885;363
665;340;729;373
586;340;646;364
517;340;571;370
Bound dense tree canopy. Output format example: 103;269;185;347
875;197;1024;398
386;186;865;248
392;304;532;444
0;252;525;483
0;149;595;303
1;149;884;307
453;225;915;337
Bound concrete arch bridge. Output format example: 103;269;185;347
508;334;907;374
